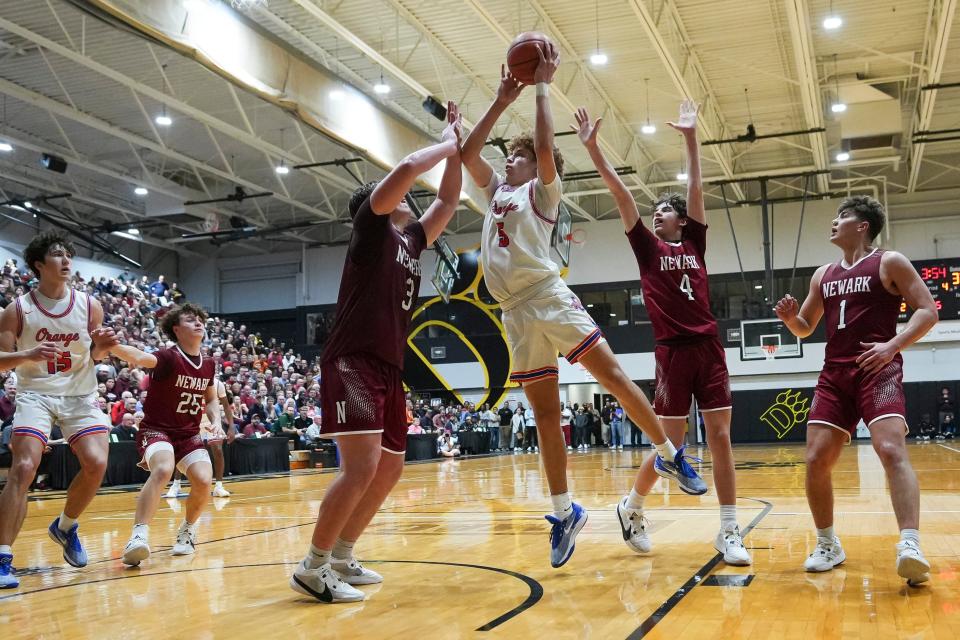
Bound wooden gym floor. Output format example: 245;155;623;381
2;441;960;639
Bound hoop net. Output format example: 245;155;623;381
565;229;587;245
762;344;779;360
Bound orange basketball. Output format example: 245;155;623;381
506;32;553;85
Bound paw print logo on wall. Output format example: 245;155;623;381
760;390;811;439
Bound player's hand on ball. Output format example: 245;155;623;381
28;342;61;362
533;42;560;84
667;99;700;134
856;341;898;373
442;101;463;146
570;107;602;148
774;295;799;322
496;64;524;105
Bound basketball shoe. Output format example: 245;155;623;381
211;482;230;497
171;522;196;556
715;526;752;565
0;554;18;589
804;536;845;572
122;533;151;566
290;560;365;603
165;480;181;499
654;445;708;495
896;540;930;585
331;558;383;585
616;497;651;553
47;518;88;567
545;502;588;568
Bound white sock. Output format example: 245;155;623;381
816;526;835;543
626;488;646;511
58;512;78;532
900;528;920;545
653;440;678;460
550;492;574;520
182;520;198;535
331;537;355;560
214;481;223;489
720;505;737;531
132;523;149;539
0;545;11;556
305;544;331;570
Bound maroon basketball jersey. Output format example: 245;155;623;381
820;249;902;366
140;346;215;438
321;197;427;369
627;217;718;343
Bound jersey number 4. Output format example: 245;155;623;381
47;352;72;374
679;274;695;300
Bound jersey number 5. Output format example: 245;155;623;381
495;222;510;247
679;274;695;300
47;352;72;374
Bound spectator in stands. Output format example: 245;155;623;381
110;414;138;441
573;407;590;451
524;406;538;453
940;414;956;440
560;402;573;451
938;387;955;432
0;377;16;427
497;403;513;452
148;274;169;298
303;414;322;446
610;401;624;450
480;404;498;451
242;414;271;438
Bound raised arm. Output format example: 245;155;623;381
533;43;560;185
461;65;524;189
666;100;705;225
857;251;939;373
87;298;119;361
370;125;460;216
572;107;639;230
420;102;463;245
0;302;60;372
109;343;158;369
774;265;828;338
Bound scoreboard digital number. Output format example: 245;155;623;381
898;260;960;321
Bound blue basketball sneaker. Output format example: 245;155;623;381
544;502;588;568
0;554;19;589
48;518;88;568
654;445;708;495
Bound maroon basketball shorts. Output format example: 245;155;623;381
654;337;732;418
808;358;907;443
137;428;210;473
320;353;406;454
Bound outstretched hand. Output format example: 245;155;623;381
774;294;799;322
441;101;463;147
666;99;699;134
496;64;524;105
533;42;560;85
570;107;602;148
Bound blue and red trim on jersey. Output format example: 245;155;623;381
29;289;75;319
14;297;23;338
67;425;110;444
12;427;48;445
565;328;603;364
510;366;559;384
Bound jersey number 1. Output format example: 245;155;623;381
838;299;847;329
47;352;72;375
679;274;694;300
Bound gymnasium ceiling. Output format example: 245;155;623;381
0;0;958;256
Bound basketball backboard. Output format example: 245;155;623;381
552;201;573;267
432;235;459;303
740;318;803;361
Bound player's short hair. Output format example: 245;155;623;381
23;230;76;276
651;193;688;219
507;133;565;180
160;302;209;342
839;195;885;241
348;181;379;220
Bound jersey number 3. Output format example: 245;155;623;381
679;274;695;300
495;222;510;247
47;352;72;375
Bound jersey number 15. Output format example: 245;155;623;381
47;352;72;375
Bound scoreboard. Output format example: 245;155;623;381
898;259;960;321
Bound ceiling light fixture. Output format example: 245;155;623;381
642;78;656;134
0;142;12;152
134;186;148;196
823;0;842;29
374;71;390;94
836;151;850;162
830;54;846;114
128;228;141;235
677;172;688;181
590;1;607;66
275;128;290;175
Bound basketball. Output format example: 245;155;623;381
507;32;553;84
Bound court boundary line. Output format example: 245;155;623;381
937;443;960;454
626;496;774;639
0;559;541;631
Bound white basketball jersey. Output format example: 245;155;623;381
15;288;96;396
480;175;562;310
200;377;227;427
